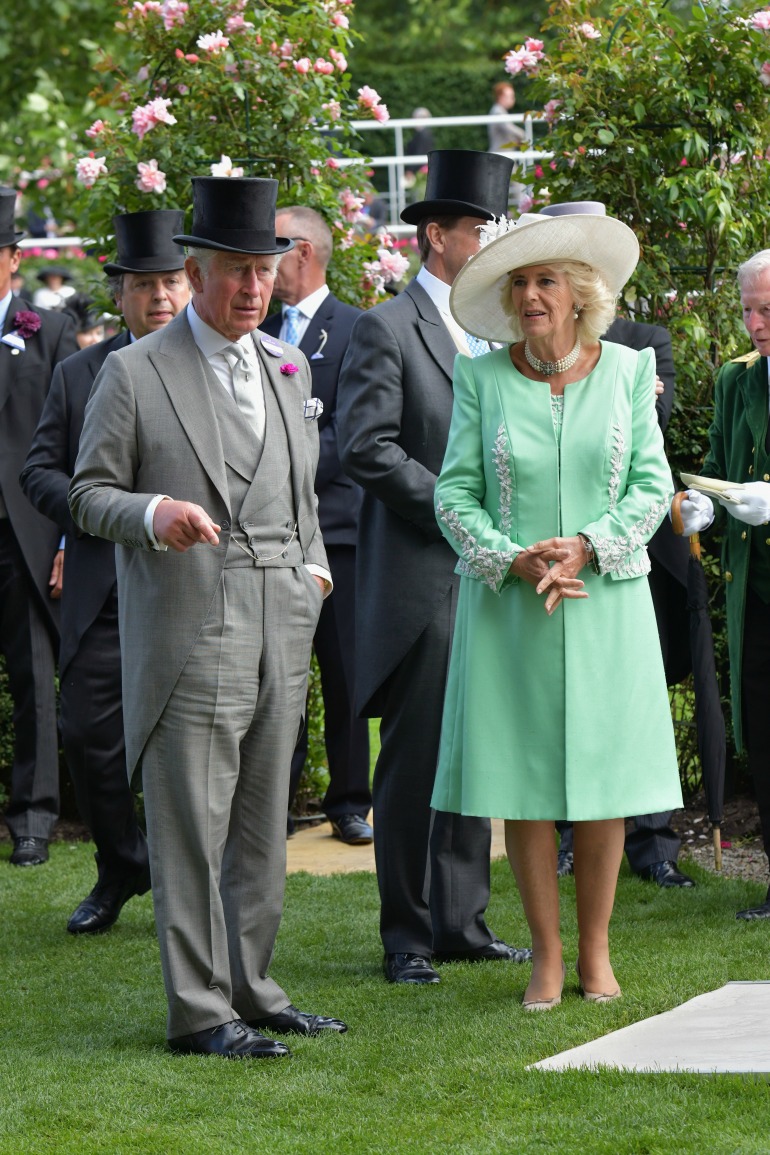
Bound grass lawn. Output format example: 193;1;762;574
1;842;769;1155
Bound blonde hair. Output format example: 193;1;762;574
500;259;617;343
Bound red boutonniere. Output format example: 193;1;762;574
14;311;42;339
280;362;299;376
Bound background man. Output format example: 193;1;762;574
69;177;345;1056
678;248;770;920
262;205;371;845
542;200;696;890
337;150;532;985
0;185;77;867
21;210;190;933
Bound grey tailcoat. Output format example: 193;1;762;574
337;279;459;716
69;308;326;784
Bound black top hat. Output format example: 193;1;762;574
36;266;74;283
0;187;25;248
400;150;514;225
103;209;187;276
173;177;293;255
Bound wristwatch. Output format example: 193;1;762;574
577;532;600;575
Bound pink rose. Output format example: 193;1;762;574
226;13;253;31
161;0;187;29
751;9;770;30
322;100;342;121
519;193;534;213
314;58;334;74
760;60;770;85
196;29;229;54
544;99;562;123
280;363;299;375
357;85;382;110
75;154;108;188
332;11;349;27
329;49;347;71
525;37;545;55
132;97;177;140
680;157;688;166
136;159;167;193
340;188;365;222
85;119;106;138
294;57;311;74
577;21;602;39
326;157;340;169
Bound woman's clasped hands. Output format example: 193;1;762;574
510;536;590;615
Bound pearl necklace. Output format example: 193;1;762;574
524;337;581;377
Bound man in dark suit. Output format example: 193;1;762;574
262;206;372;844
542;200;696;889
0;186;78;866
21;210;190;930
338;151;532;984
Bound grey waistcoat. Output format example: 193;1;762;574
200;353;302;569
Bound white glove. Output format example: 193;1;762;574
674;490;714;535
721;481;770;526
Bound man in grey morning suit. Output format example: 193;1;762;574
22;210;191;934
337;151;532;984
69;177;346;1058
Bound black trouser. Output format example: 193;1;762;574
0;521;58;840
557;815;679;873
741;587;770;864
59;589;148;881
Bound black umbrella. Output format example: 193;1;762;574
672;493;726;869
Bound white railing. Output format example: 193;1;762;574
343;112;553;230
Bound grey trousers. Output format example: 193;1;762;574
141;565;321;1038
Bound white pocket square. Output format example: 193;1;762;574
304;398;324;420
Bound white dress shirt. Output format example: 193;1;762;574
276;283;330;347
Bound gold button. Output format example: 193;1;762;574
766;538;770;545
742;530;747;540
749;466;754;475
725;571;733;582
752;446;756;453
764;474;770;481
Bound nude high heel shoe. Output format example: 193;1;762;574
522;961;566;1012
575;959;622;1003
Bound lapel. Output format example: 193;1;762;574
0;297;32;416
147;311;230;511
250;332;305;515
738;355;768;450
89;330;130;385
405;279;458;384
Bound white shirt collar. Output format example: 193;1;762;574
415;264;453;317
187;300;253;358
283;283;329;322
0;289;13;332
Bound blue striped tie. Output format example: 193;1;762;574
284;305;301;347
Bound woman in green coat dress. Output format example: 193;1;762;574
432;211;682;1010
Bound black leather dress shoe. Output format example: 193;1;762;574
67;865;152;934
556;847;574;877
384;952;440;984
9;837;49;867
168;1019;290;1058
247;1004;347;1036
638;859;696;888
434;938;532;964
330;814;374;844
736;888;770;920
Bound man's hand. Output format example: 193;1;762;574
153;500;221;552
48;549;64;599
312;574;327;594
721;481;770;527
512;537;588;614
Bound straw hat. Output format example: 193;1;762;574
449;211;639;342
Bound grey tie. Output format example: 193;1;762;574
225;342;265;441
284;305;301;347
465;332;490;358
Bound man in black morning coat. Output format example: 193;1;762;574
21;210;190;926
0;186;77;866
261;205;372;844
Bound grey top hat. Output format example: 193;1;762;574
174;177;294;255
0;187;25;248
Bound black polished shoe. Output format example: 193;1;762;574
168;1019;291;1058
9;837;49;867
247;1004;347;1036
67;865;152;934
434;938;532;964
330;814;374;845
384;952;440;984
638;859;696;888
556;847;574;877
736;890;770;920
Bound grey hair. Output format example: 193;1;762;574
500;259;617;344
106;273;124;301
738;250;770;291
275;206;333;269
186;245;281;276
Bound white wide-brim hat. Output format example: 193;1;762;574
449;212;640;342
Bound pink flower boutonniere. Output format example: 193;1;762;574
280;362;299;376
14;311;42;339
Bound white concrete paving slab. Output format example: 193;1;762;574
532;982;770;1073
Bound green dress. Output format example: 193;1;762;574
432;341;682;821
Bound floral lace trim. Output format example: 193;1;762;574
436;500;515;591
592;496;670;577
608;422;626;512
493;423;513;535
